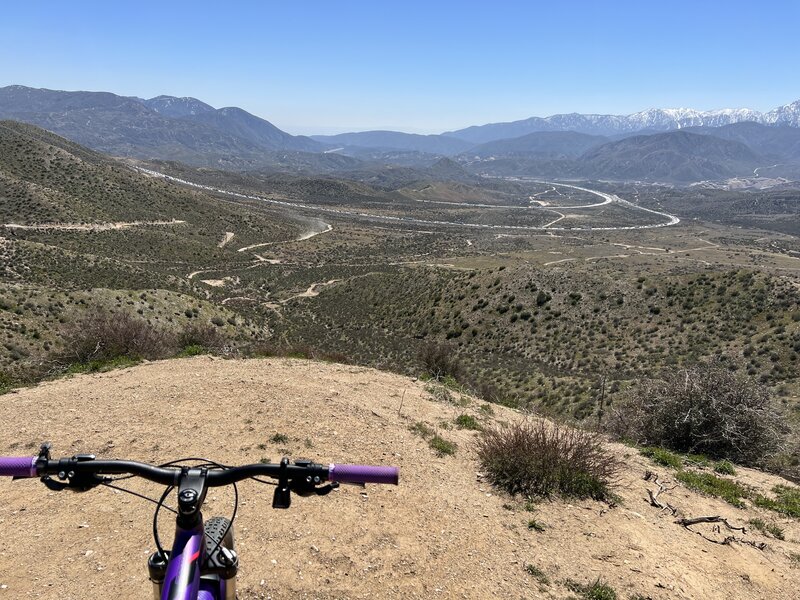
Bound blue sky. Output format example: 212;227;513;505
1;1;799;134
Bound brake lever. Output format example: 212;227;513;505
290;481;340;497
41;472;111;492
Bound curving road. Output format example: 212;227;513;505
135;168;680;232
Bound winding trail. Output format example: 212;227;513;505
2;219;186;232
237;222;333;253
217;232;235;248
135;167;680;232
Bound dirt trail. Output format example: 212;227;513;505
2;219;186;232
237;223;333;253
281;279;340;303
218;231;235;248
0;358;798;599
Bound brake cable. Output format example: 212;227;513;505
102;457;239;563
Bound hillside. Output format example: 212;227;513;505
464;131;609;159
0;120;311;366
685;122;800;162
577;131;762;182
1;357;799;599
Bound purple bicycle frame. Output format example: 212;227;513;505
159;517;230;600
160;520;205;599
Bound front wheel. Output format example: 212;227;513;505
204;516;235;554
203;516;237;599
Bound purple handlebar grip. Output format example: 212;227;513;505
0;456;37;478
329;464;399;485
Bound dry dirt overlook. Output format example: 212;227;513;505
1;357;799;599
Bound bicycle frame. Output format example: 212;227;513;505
148;468;237;600
149;516;234;600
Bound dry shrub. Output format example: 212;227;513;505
418;342;464;381
608;364;788;466
177;322;227;352
477;419;618;500
61;308;174;363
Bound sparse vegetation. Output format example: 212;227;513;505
675;470;749;508
454;413;481;430
429;435;457;456
524;564;549;584
565;578;617;600
640;447;683;469
714;460;737;476
527;518;546;532
477;419;618;501
752;485;800;518
748;518;785;540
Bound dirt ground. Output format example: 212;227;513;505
1;357;799;599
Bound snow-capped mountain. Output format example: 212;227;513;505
765;100;800;127
445;101;800;143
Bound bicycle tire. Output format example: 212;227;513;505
204;516;235;553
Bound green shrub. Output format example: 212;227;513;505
455;414;481;430
675;470;748;508
609;364;787;465
565;578;617;600
0;370;14;394
748;518;785;540
640;447;683;468
752;485;800;518
177;344;207;357
429;435;457;456
410;421;434;438
477;420;618;501
527;519;546;532
714;460;737;476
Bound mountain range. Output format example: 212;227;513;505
0;85;321;169
444;102;800;143
2;85;800;182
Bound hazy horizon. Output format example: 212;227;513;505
2;1;799;135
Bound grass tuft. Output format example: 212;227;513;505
675;470;749;508
429;435;457;456
752;485;800;518
640;447;683;468
524;564;549;584
713;460;737;476
455;413;482;430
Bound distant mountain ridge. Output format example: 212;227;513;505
444;101;800;143
0;85;321;168
2;85;800;183
311;130;473;155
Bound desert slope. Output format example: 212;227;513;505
0;357;798;599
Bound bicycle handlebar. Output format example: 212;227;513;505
0;456;37;478
328;463;399;485
0;454;400;487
